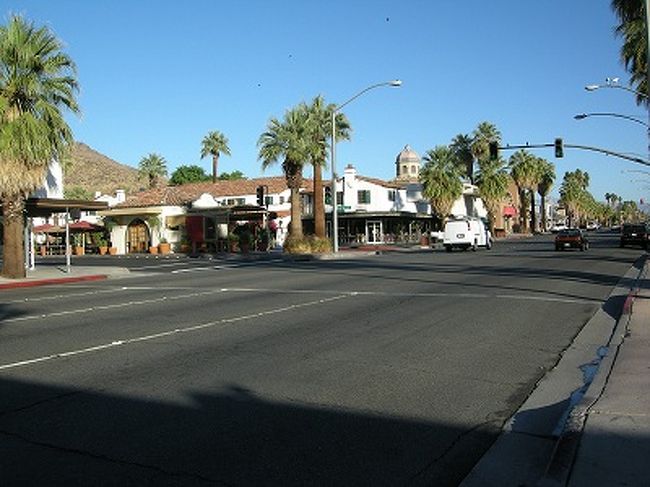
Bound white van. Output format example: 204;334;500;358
443;217;492;252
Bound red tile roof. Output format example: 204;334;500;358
115;177;313;209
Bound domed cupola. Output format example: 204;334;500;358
395;145;420;181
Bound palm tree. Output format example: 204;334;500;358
303;96;351;238
471;121;502;163
509;150;541;233
0;15;79;278
611;0;647;106
450;133;474;182
138;153;167;189
560;169;591;226
420;146;464;227
475;156;509;235
201;130;231;183
537;159;556;232
258;106;311;240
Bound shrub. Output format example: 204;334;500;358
283;235;332;254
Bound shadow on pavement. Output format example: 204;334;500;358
0;377;500;487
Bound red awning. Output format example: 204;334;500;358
68;221;101;231
33;223;57;232
503;206;517;217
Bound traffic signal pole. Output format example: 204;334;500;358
491;141;650;167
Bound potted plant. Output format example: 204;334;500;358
92;232;108;255
227;233;239;252
72;233;84;255
158;237;171;254
239;230;253;254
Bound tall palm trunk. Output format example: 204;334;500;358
540;194;548;232
1;196;26;278
212;154;219;183
289;186;303;238
519;188;529;233
313;163;325;238
530;191;537;233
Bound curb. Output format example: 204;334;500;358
0;274;108;290
538;254;647;486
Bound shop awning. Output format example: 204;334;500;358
503;206;517;217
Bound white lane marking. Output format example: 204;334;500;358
3;287;599;325
0;294;351;371
2;289;228;323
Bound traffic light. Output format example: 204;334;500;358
554;138;564;158
489;141;499;160
324;186;332;205
256;185;265;206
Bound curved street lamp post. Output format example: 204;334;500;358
585;78;650;160
574;112;649;128
330;80;402;252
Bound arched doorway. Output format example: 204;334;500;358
127;219;149;253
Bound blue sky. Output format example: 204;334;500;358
4;0;648;203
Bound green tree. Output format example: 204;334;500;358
509;150;541;233
258;106;311;240
471;121;502;163
450;133;474;182
169;164;211;185
611;0;647;106
201;130;231;183
470;122;506;234
0;15;79;278
303;96;351;238
218;170;246;181
536;158;556;232
475;156;509;235
139;153;167;189
420;146;464;227
560;169;591;226
64;186;93;200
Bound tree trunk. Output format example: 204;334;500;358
289;186;303;239
530;191;537;233
313;163;325;238
540;194;547;232
212;154;219;183
1;195;27;279
519;188;529;233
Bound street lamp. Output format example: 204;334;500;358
584;78;648;99
585;77;650;159
574;112;649;128
330;79;402;252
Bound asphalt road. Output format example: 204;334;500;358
0;231;643;486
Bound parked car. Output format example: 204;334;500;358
586;221;600;231
620;223;650;249
550;222;568;233
443;217;492;252
555;228;589;251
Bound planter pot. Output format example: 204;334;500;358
179;243;190;254
149;246;159;254
108;247;118;255
39;246;47;256
158;242;171;254
99;246;108;255
74;246;84;256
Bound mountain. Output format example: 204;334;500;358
64;142;146;196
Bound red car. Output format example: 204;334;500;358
555;229;589;251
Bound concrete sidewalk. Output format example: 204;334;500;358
463;256;650;486
559;261;650;486
0;265;130;290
